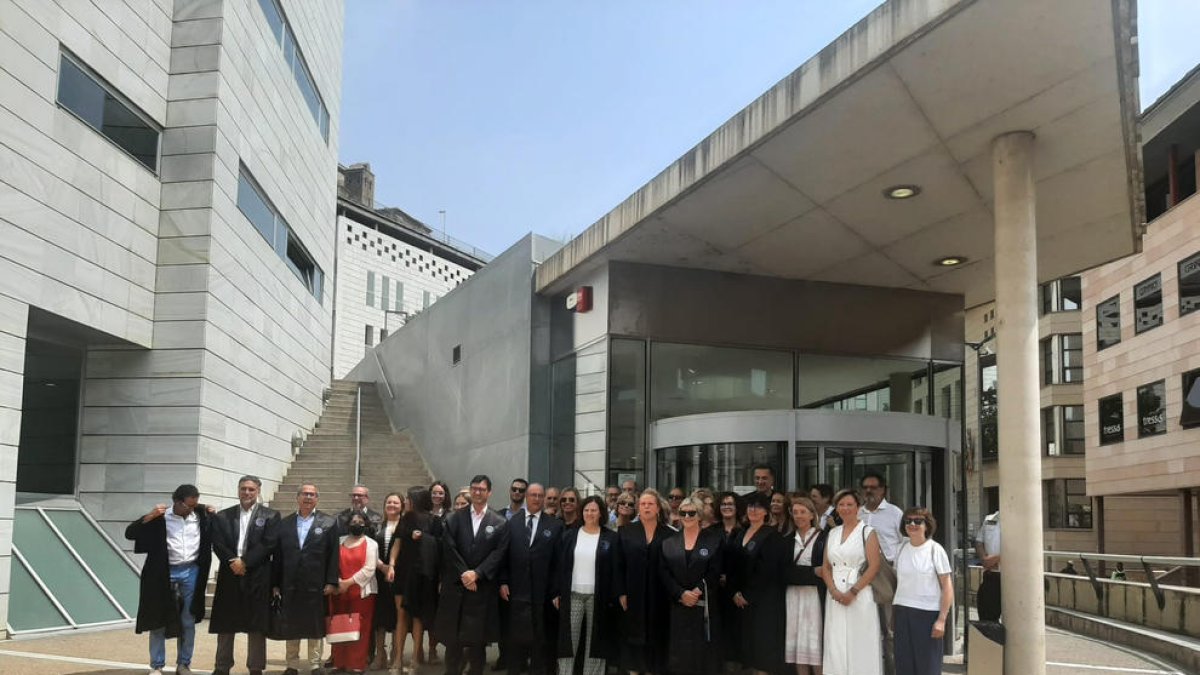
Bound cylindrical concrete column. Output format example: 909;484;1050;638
992;131;1046;675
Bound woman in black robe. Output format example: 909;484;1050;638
714;491;743;668
659;495;724;675
730;492;787;675
615;488;673;674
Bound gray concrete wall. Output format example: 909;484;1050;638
349;235;551;496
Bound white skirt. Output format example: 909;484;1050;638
784;585;822;665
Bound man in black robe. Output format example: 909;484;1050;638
125;484;213;675
209;475;279;675
435;474;509;675
500;482;562;675
272;482;338;675
335;483;384;534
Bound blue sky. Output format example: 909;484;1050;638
338;1;1200;256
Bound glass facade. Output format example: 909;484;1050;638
1134;274;1163;334
608;339;646;486
798;354;931;414
655;442;784;494
1046;478;1092;529
649;342;793;421
1136;380;1167;438
1096;295;1121;350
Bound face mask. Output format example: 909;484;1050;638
349;524;366;536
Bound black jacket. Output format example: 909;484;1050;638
209;504;280;634
659;527;724;675
614;520;672;658
125;507;214;635
435;506;509;646
270;510;339;639
729;526;787;673
501;509;562;645
552;527;619;660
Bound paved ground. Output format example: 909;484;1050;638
0;624;1183;674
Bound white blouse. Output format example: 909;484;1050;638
571;529;601;594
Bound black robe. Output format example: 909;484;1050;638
124;508;214;636
551;527;619;661
434;506;509;646
501;510;563;646
209;504;280;635
614;519;672;673
270;510;339;639
659;527;724;675
729;526;787;673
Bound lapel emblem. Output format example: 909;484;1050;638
255;517;266;527
699;547;710;557
600;540;611;552
746;541;756;551
314;526;324;535
485;525;495;535
543;529;552;538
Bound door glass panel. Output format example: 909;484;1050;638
13;510;122;625
44;510;139;615
655;442;784;494
849;449;913;508
8;556;69;631
795;446;820;492
823;447;847;491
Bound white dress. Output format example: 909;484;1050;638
784;529;822;665
822;522;882;675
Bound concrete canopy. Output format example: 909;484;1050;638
535;0;1142;308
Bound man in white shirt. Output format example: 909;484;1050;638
975;511;1002;621
125;484;213;675
859;472;905;562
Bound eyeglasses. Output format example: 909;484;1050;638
299;491;318;497
669;494;684;501
679;510;699;518
511;486;526;493
618;502;635;508
903;518;926;527
350;493;367;499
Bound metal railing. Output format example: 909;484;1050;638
354;383;363;485
371;199;494;262
1044;550;1200;610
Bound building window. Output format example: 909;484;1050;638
56;51;160;172
394;280;404;311
423;290;431;309
1040;338;1053;386
979;354;998;461
1098;393;1124;445
1180;251;1200;317
452;345;461;365
381;275;390;309
1137;380;1167;438
1046;479;1092;529
236;165;324;301
1041;276;1082;314
364;325;373;346
1134;274;1163;334
1182;368;1200;429
366;271;375;307
256;0;330;140
1060;334;1083;383
1044;405;1085;455
380;328;388;342
1096;295;1121;350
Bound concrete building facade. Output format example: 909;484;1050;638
0;0;343;635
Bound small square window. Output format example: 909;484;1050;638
1180;251;1200;317
1098;393;1124;445
1136;380;1166;438
1096;295;1121;350
1182;368;1200;429
1134;274;1163;334
452;344;461;365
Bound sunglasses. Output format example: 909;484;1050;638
679;510;699;518
511;486;526;492
561;497;577;503
669;494;684;500
618;502;635;508
903;518;926;527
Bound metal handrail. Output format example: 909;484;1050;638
1043;550;1200;610
354;384;362;485
372;348;395;400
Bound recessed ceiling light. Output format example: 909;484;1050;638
935;256;967;267
884;184;921;200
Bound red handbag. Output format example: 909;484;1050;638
326;612;361;644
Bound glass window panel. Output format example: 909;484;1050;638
257;0;285;42
57;55;159;171
979;354;998;460
394;280;404;311
796;446;820;492
43;510;139;616
1099;393;1124;445
237;171;276;245
1042;407;1057;455
1060;277;1082;311
1096;295;1121;350
1137;380;1167;438
608;339;646;486
1040;338;1054;385
1179;251;1200;317
798;354;927;414
13;510;122;624
933;364;961;420
9;556;70;632
1060;334;1083;383
364;325;373;346
1183;368;1200;429
423;290;431;309
381;275;390;309
1063;405;1085;455
1134;274;1163;334
1046;480;1065;528
655;442;784;494
824;447;847;491
549;356;576;489
1041;283;1054;315
366;271;375;307
848;449;912;508
651;343;793;421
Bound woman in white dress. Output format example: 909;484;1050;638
783;497;827;675
821;488;883;675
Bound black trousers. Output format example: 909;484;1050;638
445;640;486;675
977;571;1002;622
507;599;548;675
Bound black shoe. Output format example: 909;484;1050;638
492;661;507;672
211;670;231;675
282;669;299;675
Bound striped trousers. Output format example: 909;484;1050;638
558;592;605;675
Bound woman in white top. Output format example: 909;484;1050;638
553;495;618;675
369;492;404;671
892;507;953;675
331;510;380;674
821;488;883;675
783;497;826;674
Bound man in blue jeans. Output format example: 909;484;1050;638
126;484;213;675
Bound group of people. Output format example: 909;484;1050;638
128;466;953;675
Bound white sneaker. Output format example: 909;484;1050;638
176;666;194;675
148;670;163;675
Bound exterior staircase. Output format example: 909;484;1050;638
269;379;433;513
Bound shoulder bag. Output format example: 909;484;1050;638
857;525;896;604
